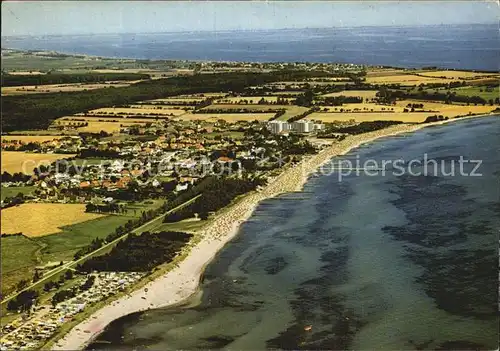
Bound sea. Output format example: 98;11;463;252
88;116;500;350
2;24;499;71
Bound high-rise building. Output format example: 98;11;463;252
268;120;317;133
268;121;291;134
291;120;314;133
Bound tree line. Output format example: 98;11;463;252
288;107;320;122
194;107;282;114
376;88;492;105
1;72;150;87
1;171;32;182
321;120;404;135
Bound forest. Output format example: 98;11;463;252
320;120;404;136
164;176;265;222
76;231;192;272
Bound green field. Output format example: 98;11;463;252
275;106;310;121
33;214;136;262
155;218;207;233
1;186;36;201
408;85;499;102
1;235;42;274
34;199;164;261
1;235;43;295
449;86;499;101
1;199;165;296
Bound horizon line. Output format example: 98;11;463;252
1;22;497;38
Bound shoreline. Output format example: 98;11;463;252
51;113;496;350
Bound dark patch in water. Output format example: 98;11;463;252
266;244;357;349
265;256;288;275
199;335;236;348
435;340;490;350
383;175;497;319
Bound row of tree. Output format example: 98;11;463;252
1;171;32;183
288;107;320;122
322;96;363;106
1;192;27;209
193;107;281;114
85;202;123;213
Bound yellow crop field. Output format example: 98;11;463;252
1;151;76;174
416;70;499;79
307;112;432;123
271;91;303;96
201;104;285;111
321;90;378;99
150;97;205;102
1;82;136;96
7;71;46;75
395;100;498;118
365;68;408;77
198;92;227;98
267;81;350;87
88;107;186;116
215;96;295;104
365;74;462;85
60;116;160;124
128;104;189;111
307;77;351;81
54;121;134;133
178;113;275;123
1;203;106;237
318;103;404;113
1;135;65;143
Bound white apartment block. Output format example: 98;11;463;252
291;120;314;133
268;120;324;134
268;120;290;134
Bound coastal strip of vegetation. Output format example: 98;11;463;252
164;177;266;222
318;120;404;136
77;231;193;272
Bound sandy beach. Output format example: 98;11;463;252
52;114;495;350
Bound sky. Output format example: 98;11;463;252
2;1;498;37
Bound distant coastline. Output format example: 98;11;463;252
1;47;499;74
51;113;498;351
3;23;498;71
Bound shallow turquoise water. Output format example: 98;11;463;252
89;116;500;350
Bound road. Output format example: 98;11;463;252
1;194;201;307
